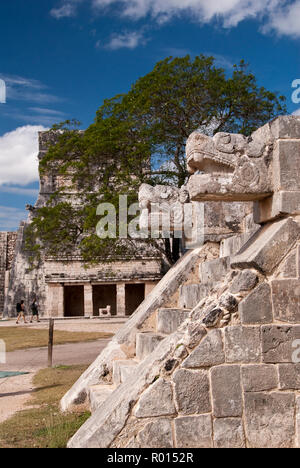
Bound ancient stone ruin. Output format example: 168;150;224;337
2;131;249;319
0;232;17;315
61;116;300;448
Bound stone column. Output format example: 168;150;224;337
47;283;64;317
84;283;93;317
117;283;126;316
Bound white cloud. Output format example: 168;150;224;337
50;0;84;19
0;73;62;105
52;0;300;39
0;206;27;230
102;30;148;50
0;125;47;186
266;1;300;38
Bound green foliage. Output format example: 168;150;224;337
26;55;286;265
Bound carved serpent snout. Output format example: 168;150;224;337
186;131;267;175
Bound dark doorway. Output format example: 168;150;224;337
125;284;145;316
64;286;84;317
93;285;117;316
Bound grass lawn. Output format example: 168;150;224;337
0;365;90;448
0;327;113;352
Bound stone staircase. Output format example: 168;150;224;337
86;255;231;415
88;307;192;413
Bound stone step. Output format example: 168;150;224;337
89;384;116;413
199;257;230;284
112;359;139;385
157;308;191;334
231;217;300;274
220;225;260;258
136;332;165;361
179;284;211;309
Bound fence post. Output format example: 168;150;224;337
48;318;54;368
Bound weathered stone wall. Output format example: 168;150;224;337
68;217;300;448
0;232;17;314
65;117;300;448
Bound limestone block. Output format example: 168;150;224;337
213;418;245;448
244;392;295;448
277;251;297;278
219;293;238;312
278;364;300;390
254;192;300;224
262;325;300;363
113;360;138;385
239;283;273;325
183;322;206;349
270;115;300;139
137;419;173;448
173;369;211;415
272;279;300;323
136;333;165;361
241;365;278;392
89;384;116;414
231;218;300;274
179;284;209;309
211;365;242;418
273;140;300;192
230;269;258;294
225;326;261;363
134;378;176;418
202;307;223;328
199;257;230;284
175;415;213;448
182;329;225;368
157;308;190;335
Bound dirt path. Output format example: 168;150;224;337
0;338;110;424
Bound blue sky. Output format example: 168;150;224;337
0;0;300;230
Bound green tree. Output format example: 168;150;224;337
26;55;286;265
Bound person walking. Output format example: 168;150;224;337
30;298;40;323
16;300;27;324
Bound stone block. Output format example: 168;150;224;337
175;415;213;448
231;218;300;274
199;257;230;284
136;333;165;361
254;192;300;224
173;369;211;415
241;365;278;392
89;384;116;413
157;308;190;335
225;326;261;363
183;322;207;349
137;419;173;448
272;279;300;323
270;115;300;139
230;269;258;294
213;418;245;448
112;360;137;385
278;364;300;389
179;284;209;309
202;307;223;328
219;293;238;312
239;283;273;325
134;378;176;418
244;392;295;448
211;365;242;418
278;251;297;278
182;329;225;368
262;325;300;363
273;140;300;192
